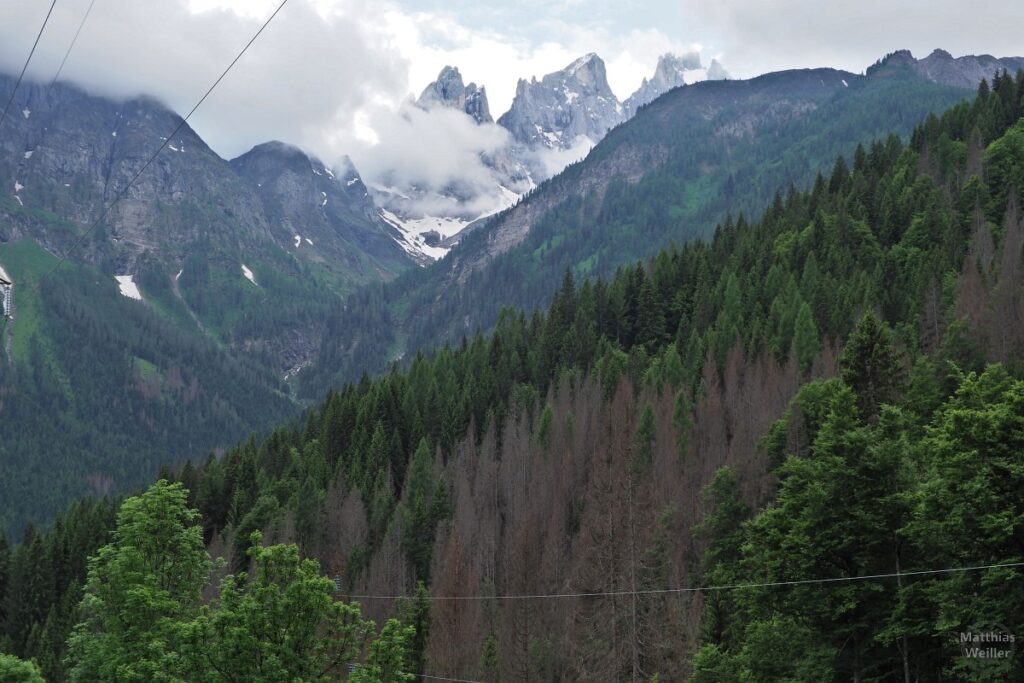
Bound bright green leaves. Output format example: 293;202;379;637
0;653;45;683
66;480;210;683
65;482;415;683
181;537;371;683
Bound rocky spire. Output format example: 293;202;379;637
417;66;493;124
497;53;623;150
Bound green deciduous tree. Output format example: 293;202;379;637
0;653;45;682
181;535;371;682
65;481;210;683
349;618;415;683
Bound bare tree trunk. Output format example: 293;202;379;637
627;475;640;683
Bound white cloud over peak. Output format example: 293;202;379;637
4;0;1019;219
0;0;693;203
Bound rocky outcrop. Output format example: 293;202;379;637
912;49;1024;89
417;66;493;124
869;49;1024;89
624;52;730;117
497;53;624;150
230;142;407;271
0;75;412;282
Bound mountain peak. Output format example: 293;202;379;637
559;53;610;90
498;54;622;154
417;65;493;124
624;51;728;116
868;48;1024;88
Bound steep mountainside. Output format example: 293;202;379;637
7;72;1023;682
0;76;415;535
229;142;407;274
300;54;982;396
370;52;730;262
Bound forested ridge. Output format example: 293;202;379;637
1;71;1023;681
0;248;299;536
300;59;972;397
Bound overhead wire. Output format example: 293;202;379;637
0;0;59;129
50;0;98;86
340;560;1024;602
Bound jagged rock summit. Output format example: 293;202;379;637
417;66;493;124
869;49;1024;88
913;48;1024;88
624;52;730;116
498;53;623;150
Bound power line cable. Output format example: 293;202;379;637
0;0;59;129
20;0;289;290
51;0;98;86
419;674;485;683
340;560;1024;602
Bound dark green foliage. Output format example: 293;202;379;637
0;260;296;538
691;366;1024;682
840;310;905;417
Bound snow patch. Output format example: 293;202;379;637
380;209;466;261
321;191;327;207
842;79;849;87
346;177;359;186
175;269;183;281
14;181;24;193
304;237;313;246
23;151;33;160
168;144;180;152
323;167;335;179
114;275;143;300
111;131;117;137
0;264;11;282
294;234;302;248
21;108;29;119
13;196;23;207
241;264;257;285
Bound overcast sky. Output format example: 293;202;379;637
1;0;1022;188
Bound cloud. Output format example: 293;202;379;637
675;0;1024;79
346;101;511;196
0;0;688;209
12;0;1015;222
528;135;596;180
0;0;409;161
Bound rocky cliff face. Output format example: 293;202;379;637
230;142;408;274
0;74;415;378
498;53;624;150
0;77;271;266
870;49;1024;88
911;48;1024;89
0;76;411;283
417;66;493;124
624;52;730;117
